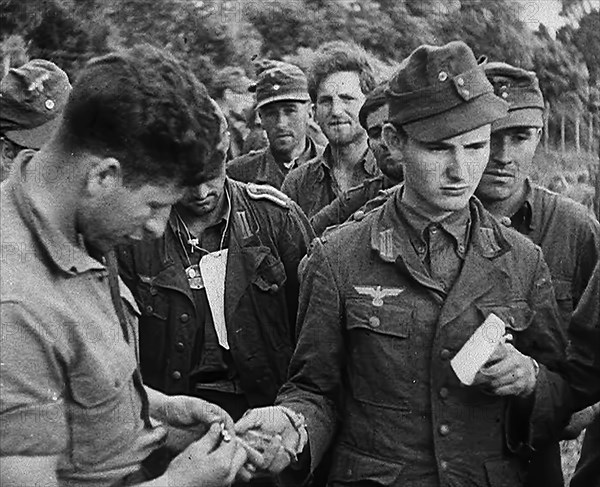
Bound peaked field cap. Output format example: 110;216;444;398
359;81;389;129
1;59;72;149
251;60;310;109
386;41;508;142
484;62;545;131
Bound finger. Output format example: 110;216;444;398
491;384;521;396
235;410;265;434
194;422;222;455
236;466;255;483
227;443;249;484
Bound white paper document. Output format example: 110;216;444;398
200;250;229;350
451;313;506;385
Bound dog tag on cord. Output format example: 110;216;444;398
451;313;506;385
200;250;229;350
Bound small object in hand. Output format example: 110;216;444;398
220;422;232;442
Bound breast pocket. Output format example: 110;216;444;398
476;300;533;333
252;251;287;293
345;297;414;410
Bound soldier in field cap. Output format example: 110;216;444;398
475;62;600;487
226;60;323;189
235;41;575;487
0;59;71;181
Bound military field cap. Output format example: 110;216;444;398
0;59;71;149
359;81;389;129
484;62;545;131
214;66;253;94
250;60;310;110
386;41;508;142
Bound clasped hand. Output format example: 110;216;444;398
233;406;302;478
472;342;538;397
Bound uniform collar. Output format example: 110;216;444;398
272;136;319;170
398;200;470;255
8;150;107;276
317;144;378;181
510;178;535;232
170;178;232;237
370;188;511;262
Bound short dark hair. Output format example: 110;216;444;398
60;44;222;187
308;41;376;102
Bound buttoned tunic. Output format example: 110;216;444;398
277;192;572;487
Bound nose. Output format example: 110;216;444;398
143;206;171;239
330;97;344;116
447;148;470;182
491;136;511;166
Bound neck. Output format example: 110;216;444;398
401;186;455;223
273;138;308;163
480;182;528;218
329;135;368;170
25;147;82;246
176;188;228;235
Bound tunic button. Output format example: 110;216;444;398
180;313;189;323
171;371;182;380
175;342;185;352
354;210;365;221
439;387;449;399
269;283;279;293
150;287;158;296
500;216;512;227
457;77;465;86
369;316;381;328
440;349;452;360
439;424;450;436
440;460;449;471
145;305;153;314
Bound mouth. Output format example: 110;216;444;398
440;185;470;195
483;169;514;178
329;121;350;128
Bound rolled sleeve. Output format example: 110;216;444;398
1;302;68;456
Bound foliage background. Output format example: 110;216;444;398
1;0;599;208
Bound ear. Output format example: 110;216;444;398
534;127;543;145
85;157;123;197
382;123;405;160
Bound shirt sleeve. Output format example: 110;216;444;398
276;238;342;472
0;301;68;456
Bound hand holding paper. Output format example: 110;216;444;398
451;313;538;397
451;313;506;386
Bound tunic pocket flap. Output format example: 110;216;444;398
476;301;533;332
329;446;405;484
346;298;412;338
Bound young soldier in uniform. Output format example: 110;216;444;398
236;41;574;487
475;62;600;487
227;61;323;189
117;101;314;486
1;45;251;486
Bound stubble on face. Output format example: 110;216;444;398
315;71;367;148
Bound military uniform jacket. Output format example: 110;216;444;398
118;179;314;406
277;193;572;487
512;182;600;328
226;136;323;189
